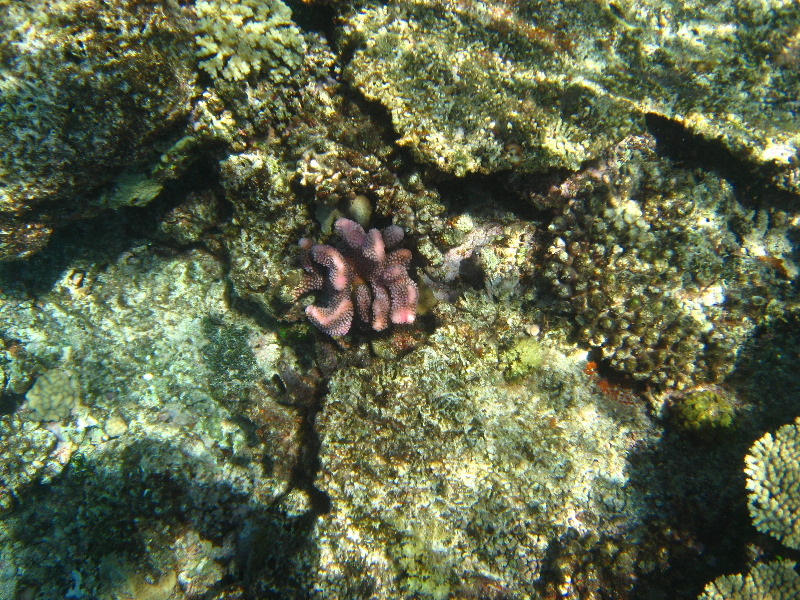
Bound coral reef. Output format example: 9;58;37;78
0;417;63;513
697;559;800;600
744;416;800;551
339;1;800;191
0;1;799;598
0;0;197;260
536;135;792;389
194;0;306;82
297;218;418;336
0;225;307;597
303;292;661;598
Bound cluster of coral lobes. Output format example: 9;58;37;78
297;218;418;336
0;1;799;600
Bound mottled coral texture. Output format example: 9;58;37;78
298;219;418;336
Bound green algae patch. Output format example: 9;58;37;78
670;388;737;433
500;337;547;380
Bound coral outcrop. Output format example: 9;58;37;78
0;0;196;260
0;226;306;597
744;416;800;551
297;218;418;336
302;293;660;598
340;1;800;192
536;135;791;389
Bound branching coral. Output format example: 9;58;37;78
297;218;418;336
194;0;305;82
697;559;800;600
744;416;800;550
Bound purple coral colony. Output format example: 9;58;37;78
297;218;418;336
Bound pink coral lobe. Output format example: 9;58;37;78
371;284;391;331
389;281;418;324
335;218;367;249
382;224;404;248
310;245;349;291
364;228;386;262
305;297;354;337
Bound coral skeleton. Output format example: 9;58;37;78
298;218;418;336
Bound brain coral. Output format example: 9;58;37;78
744;416;800;550
25;369;79;422
697;559;800;600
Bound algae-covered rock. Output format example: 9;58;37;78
670;388;737;433
0;230;307;597
303;294;659;598
341;1;800;188
0;0;197;260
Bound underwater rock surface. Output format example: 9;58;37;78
0;239;304;597
0;0;799;599
311;294;661;598
341;0;800;188
0;0;197;260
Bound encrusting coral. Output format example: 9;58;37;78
297;218;418;336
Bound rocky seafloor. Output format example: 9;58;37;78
1;1;799;599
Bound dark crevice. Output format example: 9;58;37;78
646;112;800;209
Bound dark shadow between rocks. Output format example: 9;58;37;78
623;308;800;599
0;155;225;299
6;436;324;599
